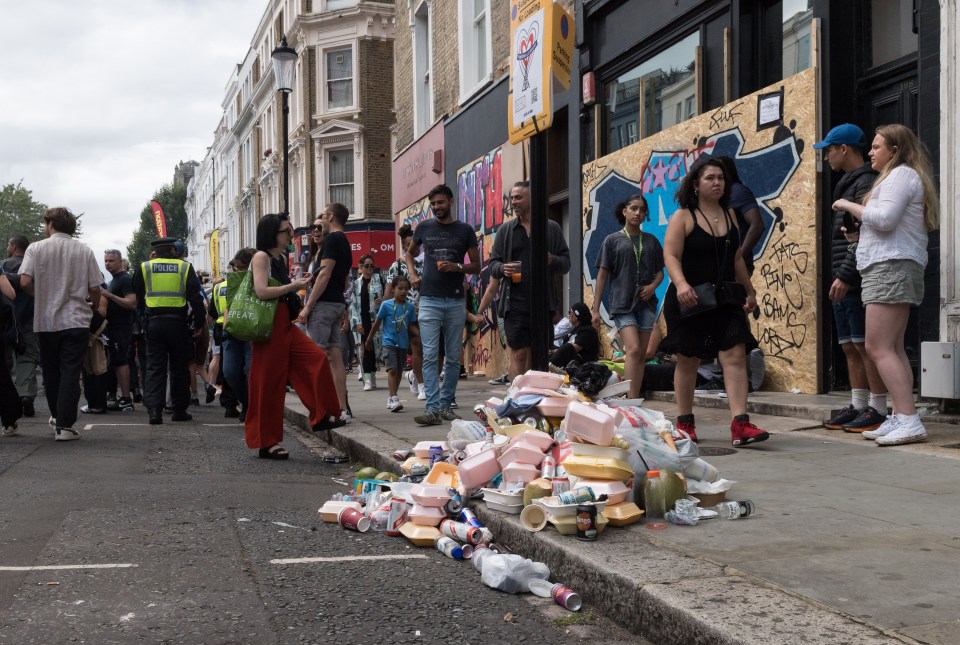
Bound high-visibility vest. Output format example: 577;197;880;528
213;282;228;324
141;259;189;308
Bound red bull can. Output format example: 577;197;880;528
458;509;482;529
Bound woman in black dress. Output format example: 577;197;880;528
662;157;769;447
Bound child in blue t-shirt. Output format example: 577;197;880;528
365;276;418;412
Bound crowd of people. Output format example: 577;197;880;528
0;123;939;451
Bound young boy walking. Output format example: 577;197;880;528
366;276;418;412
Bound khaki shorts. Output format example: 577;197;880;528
860;259;924;306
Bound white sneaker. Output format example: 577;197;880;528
407;370;418;394
357;371;364;382
340;411;352;424
862;415;899;440
362;374;373;391
54;426;81;442
48;416;57;429
388;396;403;413
875;416;927;446
417;384;426;401
2;423;19;437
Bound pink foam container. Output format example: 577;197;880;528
501;462;541;484
498;443;546;468
511;430;555;452
513;371;564;390
536;396;576;417
409;484;452;507
565;402;623;446
458;448;502;489
413;441;448;459
486;396;504;408
573;479;632;505
408;503;445;527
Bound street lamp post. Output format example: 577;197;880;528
271;36;297;217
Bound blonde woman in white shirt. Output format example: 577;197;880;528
831;124;940;446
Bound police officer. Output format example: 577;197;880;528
208;273;240;418
132;237;205;424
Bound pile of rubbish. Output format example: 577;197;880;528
319;366;755;609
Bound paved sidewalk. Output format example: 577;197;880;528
286;374;960;644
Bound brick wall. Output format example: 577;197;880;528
394;0;414;150
360;38;395;220
431;1;459;123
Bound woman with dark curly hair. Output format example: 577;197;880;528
662;156;768;447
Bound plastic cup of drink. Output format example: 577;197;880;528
510;261;522;283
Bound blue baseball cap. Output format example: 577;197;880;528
813;124;865;149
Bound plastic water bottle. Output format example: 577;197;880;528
642;470;667;530
711;500;754;519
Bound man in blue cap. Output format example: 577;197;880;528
814;124;887;433
133;237;205;424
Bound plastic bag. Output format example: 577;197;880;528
448;420;487;451
479;553;550;594
615;407;698;474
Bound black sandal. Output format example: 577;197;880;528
258;444;289;460
312;415;346;432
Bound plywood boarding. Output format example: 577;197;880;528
581;68;819;393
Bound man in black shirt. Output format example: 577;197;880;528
297;202;353;415
404;184;480;425
101;249;137;411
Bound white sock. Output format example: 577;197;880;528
851;389;869;410
869;393;887;413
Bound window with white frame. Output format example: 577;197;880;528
325;47;353;110
324;0;356;10
413;2;432;137
458;0;491;97
327;148;354;213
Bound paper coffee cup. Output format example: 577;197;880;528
338;507;370;532
520;504;547;532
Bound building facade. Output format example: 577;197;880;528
186;0;396;276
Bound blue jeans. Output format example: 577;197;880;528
831;292;866;344
418;296;466;412
222;336;252;408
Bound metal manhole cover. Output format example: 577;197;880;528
698;447;737;457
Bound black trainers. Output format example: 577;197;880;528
824;405;860;430
488;373;509;385
21;397;35;418
225;406;240;418
107;397;134;412
841;406;885;433
205;384;216;404
414;410;443;426
132;389;143;403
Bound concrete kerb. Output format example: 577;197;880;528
285;403;905;644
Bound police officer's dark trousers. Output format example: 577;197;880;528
144;314;192;413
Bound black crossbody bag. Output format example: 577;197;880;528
679;209;747;318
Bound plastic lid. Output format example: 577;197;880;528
646;470;660;476
527;578;554;598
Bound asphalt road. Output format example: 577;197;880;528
0;395;643;644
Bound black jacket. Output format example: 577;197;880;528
831;163;878;290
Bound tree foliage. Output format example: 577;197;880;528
0;181;47;245
127;182;189;269
0;181;87;245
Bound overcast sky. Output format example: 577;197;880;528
0;0;265;269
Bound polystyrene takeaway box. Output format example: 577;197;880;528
408;504;445;527
513;371;564;390
511;429;555;452
565;402;623;446
536;396;575;418
498;442;546;468
457;448;501;489
501;462;541;485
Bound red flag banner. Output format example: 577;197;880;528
150;200;167;238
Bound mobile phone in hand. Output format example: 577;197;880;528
842;211;860;231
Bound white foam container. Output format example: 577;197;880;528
565;402;623;446
498;443;546;468
408;503;445;527
572;479;632;505
409;484;452;507
413;441;448;459
481;487;524;506
534;496;608;518
458;448;501;490
501;462;541;485
485;499;523;514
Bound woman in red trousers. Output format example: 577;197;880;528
245;214;343;459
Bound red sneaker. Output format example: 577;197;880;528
677;418;698;443
731;417;769;446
